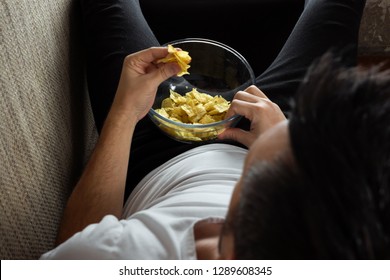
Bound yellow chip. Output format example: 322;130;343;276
157;45;192;76
157;88;230;125
155;108;169;118
161;98;174;109
170;90;187;104
199;114;216;124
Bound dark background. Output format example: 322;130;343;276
140;0;305;76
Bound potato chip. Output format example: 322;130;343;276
157;89;230;125
170;90;187;104
157;45;191;76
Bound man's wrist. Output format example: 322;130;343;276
105;107;138;131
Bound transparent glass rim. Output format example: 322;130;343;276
148;109;240;129
163;37;255;84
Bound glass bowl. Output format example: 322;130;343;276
149;38;255;143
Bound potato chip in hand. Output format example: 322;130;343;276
157;45;191;76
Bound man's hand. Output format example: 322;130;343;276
219;85;286;148
112;47;181;122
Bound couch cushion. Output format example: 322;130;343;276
0;0;97;259
359;0;390;56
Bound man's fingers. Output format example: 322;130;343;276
159;62;181;80
234;90;262;103
124;47;171;71
245;85;269;99
141;47;170;63
219;128;253;148
225;98;259;120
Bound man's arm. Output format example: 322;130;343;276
55;109;136;245
56;47;180;245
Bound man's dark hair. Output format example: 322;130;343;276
234;54;390;259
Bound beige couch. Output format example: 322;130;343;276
1;0;389;260
1;0;98;259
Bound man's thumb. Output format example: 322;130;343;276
219;128;251;148
156;63;181;83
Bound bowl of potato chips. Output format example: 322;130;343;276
149;38;255;143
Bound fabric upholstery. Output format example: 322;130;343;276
359;0;390;55
0;0;97;259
